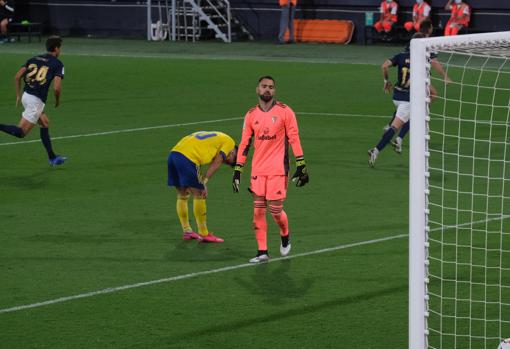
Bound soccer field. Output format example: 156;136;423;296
0;39;413;348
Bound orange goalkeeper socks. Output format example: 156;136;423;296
254;200;268;251
269;203;289;237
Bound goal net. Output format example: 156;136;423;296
410;32;510;349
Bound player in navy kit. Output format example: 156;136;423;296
368;33;423;167
0;36;66;166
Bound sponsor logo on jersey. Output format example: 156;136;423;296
257;134;277;140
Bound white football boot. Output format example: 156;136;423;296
249;253;270;263
392;137;403;154
280;235;291;256
368;148;378;168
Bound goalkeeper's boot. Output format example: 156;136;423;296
368;148;378;168
391;137;402;154
49;155;67;167
249;251;270;263
280;234;291;257
200;232;224;243
182;231;202;241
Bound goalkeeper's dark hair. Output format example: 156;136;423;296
258;75;275;85
46;36;62;53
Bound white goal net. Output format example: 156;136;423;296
410;32;510;349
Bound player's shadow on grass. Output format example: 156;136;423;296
158;282;407;346
234;260;314;305
164;241;246;262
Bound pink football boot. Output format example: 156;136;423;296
200;233;224;243
182;231;202;241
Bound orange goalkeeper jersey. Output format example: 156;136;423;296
237;101;304;176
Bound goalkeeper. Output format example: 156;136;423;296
233;76;309;263
168;131;237;243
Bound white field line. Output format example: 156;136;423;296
2;50;385;66
298;111;387;118
0;112;388;147
0;117;241;146
0;234;407;315
1;214;507;315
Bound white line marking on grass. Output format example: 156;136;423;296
299;111;388;119
0;112;386;147
0;117;243;146
1;215;508;314
0;234;406;315
434;215;510;232
2;50;384;66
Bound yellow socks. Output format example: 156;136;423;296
193;198;209;236
176;195;192;233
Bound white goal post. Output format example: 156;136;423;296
410;32;510;349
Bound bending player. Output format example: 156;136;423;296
168;131;237;243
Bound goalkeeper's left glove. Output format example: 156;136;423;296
291;157;309;187
232;164;243;193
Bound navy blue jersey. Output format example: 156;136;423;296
0;1;14;20
22;54;64;103
390;51;410;102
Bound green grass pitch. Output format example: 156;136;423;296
0;38;451;348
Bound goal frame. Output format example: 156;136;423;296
409;31;510;349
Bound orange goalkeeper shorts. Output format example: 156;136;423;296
250;175;288;201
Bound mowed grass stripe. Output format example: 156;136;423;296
4;212;506;316
0;234;406;315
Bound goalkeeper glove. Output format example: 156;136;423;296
232;164;243;193
291;157;309;187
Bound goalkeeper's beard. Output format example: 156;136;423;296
258;93;273;103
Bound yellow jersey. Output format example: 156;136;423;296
172;131;236;165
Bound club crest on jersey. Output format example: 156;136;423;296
272;116;278;124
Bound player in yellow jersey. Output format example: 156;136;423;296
168;131;237;243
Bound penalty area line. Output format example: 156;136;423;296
0;233;406;315
0;116;243;147
2;214;507;315
0;112;388;147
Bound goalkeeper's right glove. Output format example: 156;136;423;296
232;164;243;193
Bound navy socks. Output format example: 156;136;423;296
376;127;396;152
40;128;56;160
0;124;24;138
398;121;410;139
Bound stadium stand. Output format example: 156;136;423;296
10;0;510;44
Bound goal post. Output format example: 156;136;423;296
410;32;510;349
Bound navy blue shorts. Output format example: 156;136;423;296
167;151;205;189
